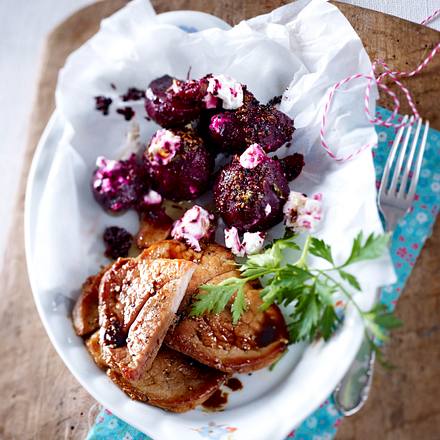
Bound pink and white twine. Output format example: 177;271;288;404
320;10;440;162
421;8;440;26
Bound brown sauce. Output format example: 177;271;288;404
256;325;277;347
225;377;243;391
255;308;289;348
202;389;228;410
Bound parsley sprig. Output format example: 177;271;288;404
190;232;401;358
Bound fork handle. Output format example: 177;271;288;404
332;335;376;415
332;284;383;415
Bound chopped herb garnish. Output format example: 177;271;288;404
191;231;401;360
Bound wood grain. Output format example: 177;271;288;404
337;219;440;439
0;1;438;439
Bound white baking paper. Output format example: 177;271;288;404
35;0;395;305
29;0;397;437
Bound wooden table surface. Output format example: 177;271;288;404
0;1;439;439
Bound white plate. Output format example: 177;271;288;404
25;5;394;440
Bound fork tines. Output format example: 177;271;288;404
379;116;430;201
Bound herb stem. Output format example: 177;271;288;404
294;235;312;269
318;271;364;316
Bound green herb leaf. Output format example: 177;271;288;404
374;312;403;329
367;337;395;369
259;266;314;310
190;280;241;317
315;278;337;305
344;232;390;267
231;284;247;324
363;303;402;337
363;303;402;330
243;249;279;271
310;238;334;264
339;270;361;291
319;305;340;340
277;239;301;251
240;266;270;279
288;287;320;341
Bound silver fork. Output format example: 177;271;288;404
333;115;430;416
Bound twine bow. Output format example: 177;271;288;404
320;10;440;162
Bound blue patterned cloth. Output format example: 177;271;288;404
87;107;440;440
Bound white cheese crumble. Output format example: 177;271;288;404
142;190;162;206
283;191;323;232
207;74;244;110
93;157;120;191
239;144;267;169
171;205;214;252
242;231;266;255
148;129;181;165
224;227;265;257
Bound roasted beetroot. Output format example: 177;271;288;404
145;75;206;127
214;146;290;232
208;90;294;154
103;226;133;259
91;154;149;213
279;153;305;181
144;127;213;201
95;96;112;115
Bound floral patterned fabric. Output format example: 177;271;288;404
87;108;440;440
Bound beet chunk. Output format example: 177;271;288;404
279;153;305;181
116;106;135;121
214;154;290;232
144;127;213;201
208;90;294;154
95;96;112;115
145;75;206;127
91;154;149;213
120;87;145;102
103;226;133;259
